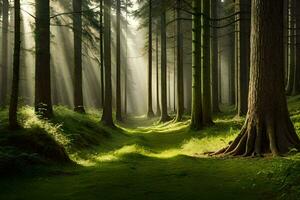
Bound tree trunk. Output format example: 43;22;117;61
73;0;85;113
175;0;184;121
9;0;21;129
156;21;161;116
286;0;295;95
101;0;114;126
292;0;300;95
116;0;122;121
147;0;154;118
214;0;300;157
191;0;203;130
100;0;105;108
1;0;9;106
160;10;170;122
211;0;220;113
35;0;53;118
202;0;212;125
237;0;251;116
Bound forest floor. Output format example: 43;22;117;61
1;97;300;199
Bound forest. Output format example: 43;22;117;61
1;0;300;199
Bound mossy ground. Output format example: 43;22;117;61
1;97;300;199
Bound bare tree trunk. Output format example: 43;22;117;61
35;0;53;118
9;0;21;129
156;21;161;116
293;0;300;95
100;0;105;108
147;0;154;118
214;0;300;157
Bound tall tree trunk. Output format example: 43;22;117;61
293;0;300;95
116;0;122;121
202;0;212;125
237;0;251;116
214;0;300;157
9;0;21;129
124;0;128;116
211;0;220;113
1;0;9;106
156;21;161;116
101;0;114;126
100;0;105;108
229;26;236;105
35;0;53;118
286;0;295;95
175;0;184;121
73;0;85;113
191;0;203;130
160;10;170;122
147;0;154;117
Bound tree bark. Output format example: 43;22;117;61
116;0;123;121
191;0;203;130
73;0;85;113
175;0;184;121
292;0;300;95
159;10;170;122
147;0;154;118
100;0;105;108
211;0;220;113
156;21;161;116
214;0;300;157
101;0;114;126
9;0;21;129
202;0;212;125
1;0;9;106
35;0;53;118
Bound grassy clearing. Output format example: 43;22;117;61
0;97;300;199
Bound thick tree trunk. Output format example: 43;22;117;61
191;0;203;130
156;22;161;116
147;0;154;118
175;0;184;121
9;0;21;129
211;0;220;113
101;0;114;126
214;0;300;157
35;0;53;118
116;0;122;121
100;0;105;108
237;0;251;116
202;0;212;125
292;0;300;95
160;10;170;122
1;0;9;106
286;0;295;95
73;0;85;113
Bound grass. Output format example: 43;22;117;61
0;98;300;199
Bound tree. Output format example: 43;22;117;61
292;0;300;95
1;0;9;106
214;0;300;156
9;0;21;129
236;0;251;116
156;20;161;116
211;0;220;113
101;0;114;126
73;0;85;113
35;0;53;118
190;0;203;130
175;0;184;121
202;0;212;125
159;7;170;122
116;0;123;121
147;0;155;118
100;0;104;108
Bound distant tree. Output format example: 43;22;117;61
147;0;155;118
35;0;53;118
214;0;300;156
73;0;86;113
175;0;184;121
292;0;300;95
1;0;9;106
9;0;21;129
156;21;161;116
101;0;114;126
100;0;104;108
190;0;203;130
